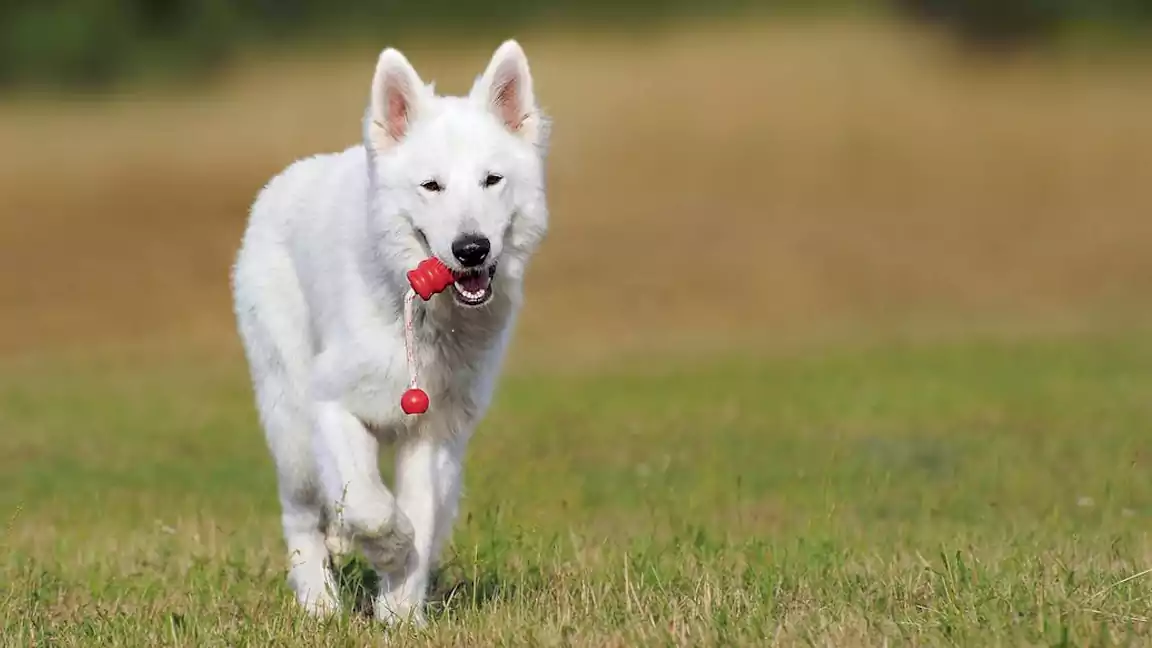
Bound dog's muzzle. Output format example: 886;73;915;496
450;264;497;307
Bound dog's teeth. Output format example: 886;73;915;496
451;278;491;304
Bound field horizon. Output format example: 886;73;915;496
3;17;1152;362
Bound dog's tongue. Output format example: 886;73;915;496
456;272;490;293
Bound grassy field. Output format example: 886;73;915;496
2;335;1151;645
2;16;1152;646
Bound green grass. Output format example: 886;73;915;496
2;333;1151;645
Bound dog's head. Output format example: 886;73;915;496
364;40;549;309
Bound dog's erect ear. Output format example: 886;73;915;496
473;40;540;145
368;48;425;150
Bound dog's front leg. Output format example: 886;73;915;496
376;434;465;626
313;401;415;590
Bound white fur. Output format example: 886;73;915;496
230;40;549;625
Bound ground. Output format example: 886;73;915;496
1;17;1151;646
4;335;1151;645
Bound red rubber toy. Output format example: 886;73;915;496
401;258;454;416
407;257;454;300
401;388;430;415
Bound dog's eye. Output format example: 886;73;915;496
483;174;503;188
420;180;443;192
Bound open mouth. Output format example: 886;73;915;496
451;265;497;307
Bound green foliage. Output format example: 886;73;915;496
1;0;1149;90
0;0;238;89
893;0;1152;47
0;0;760;91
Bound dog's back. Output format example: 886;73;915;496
232;146;367;364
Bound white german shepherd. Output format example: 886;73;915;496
230;40;549;625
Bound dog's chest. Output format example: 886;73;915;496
344;315;507;437
415;323;502;408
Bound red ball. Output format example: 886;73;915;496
401;388;430;415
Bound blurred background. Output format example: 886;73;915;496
1;0;1150;366
2;3;1152;641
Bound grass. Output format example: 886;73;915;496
2;332;1151;645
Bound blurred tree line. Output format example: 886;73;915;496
895;0;1152;47
1;0;1150;91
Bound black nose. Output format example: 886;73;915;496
451;234;490;267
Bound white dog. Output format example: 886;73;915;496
230;40;549;625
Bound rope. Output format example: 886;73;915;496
404;289;419;389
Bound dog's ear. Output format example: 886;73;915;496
368;48;425;150
473;40;541;145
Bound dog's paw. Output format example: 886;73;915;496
288;560;342;618
348;508;415;573
294;583;341;618
374;594;427;629
358;531;414;574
